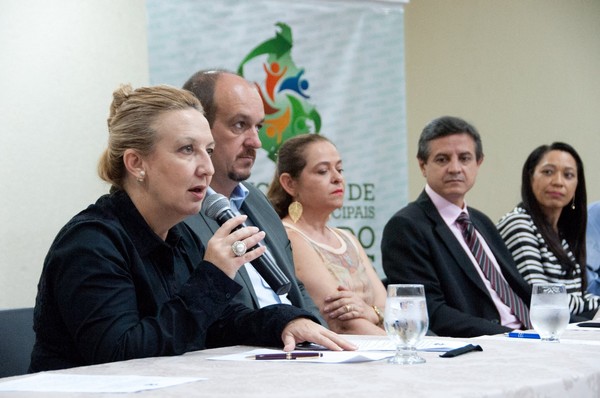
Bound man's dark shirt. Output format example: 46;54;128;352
29;190;316;372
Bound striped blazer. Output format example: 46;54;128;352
497;206;600;316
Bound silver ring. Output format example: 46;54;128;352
231;240;247;257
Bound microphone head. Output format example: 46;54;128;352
201;193;231;220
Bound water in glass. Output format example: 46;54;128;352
530;283;569;342
384;284;428;364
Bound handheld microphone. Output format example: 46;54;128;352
201;193;292;295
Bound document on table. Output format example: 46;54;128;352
207;337;470;363
208;348;392;363
346;336;469;352
0;373;204;393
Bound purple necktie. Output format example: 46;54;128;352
456;212;531;329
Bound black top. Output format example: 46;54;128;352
30;190;315;372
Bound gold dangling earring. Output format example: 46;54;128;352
288;201;303;223
137;170;146;183
571;195;576;210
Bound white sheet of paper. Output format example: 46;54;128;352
347;337;469;352
207;348;391;363
0;373;205;393
477;333;600;346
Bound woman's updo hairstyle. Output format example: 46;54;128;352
98;84;202;191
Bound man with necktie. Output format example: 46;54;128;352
381;116;531;337
181;70;325;326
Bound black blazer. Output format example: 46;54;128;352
381;191;531;337
184;182;325;326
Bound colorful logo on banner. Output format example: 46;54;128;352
237;22;321;161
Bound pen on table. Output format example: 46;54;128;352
249;352;323;360
439;344;483;358
505;332;540;339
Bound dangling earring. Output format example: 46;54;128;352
288;201;303;223
571;195;575;210
137;170;146;183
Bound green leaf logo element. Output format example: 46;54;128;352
237;22;321;162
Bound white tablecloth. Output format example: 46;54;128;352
1;330;599;397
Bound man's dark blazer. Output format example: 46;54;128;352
381;190;531;337
184;182;326;326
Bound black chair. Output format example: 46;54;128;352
0;307;35;378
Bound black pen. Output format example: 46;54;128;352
250;352;323;360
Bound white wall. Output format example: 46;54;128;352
0;0;149;308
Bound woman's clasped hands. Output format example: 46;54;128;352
323;285;380;325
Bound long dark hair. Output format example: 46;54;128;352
520;142;587;284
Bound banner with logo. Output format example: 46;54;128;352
147;0;408;276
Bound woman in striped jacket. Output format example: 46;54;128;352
497;142;599;320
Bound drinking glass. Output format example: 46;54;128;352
384;284;429;364
529;283;569;342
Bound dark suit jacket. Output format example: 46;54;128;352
381;191;531;337
184;182;326;326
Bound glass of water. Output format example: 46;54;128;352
529;283;569;342
384;284;429;364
